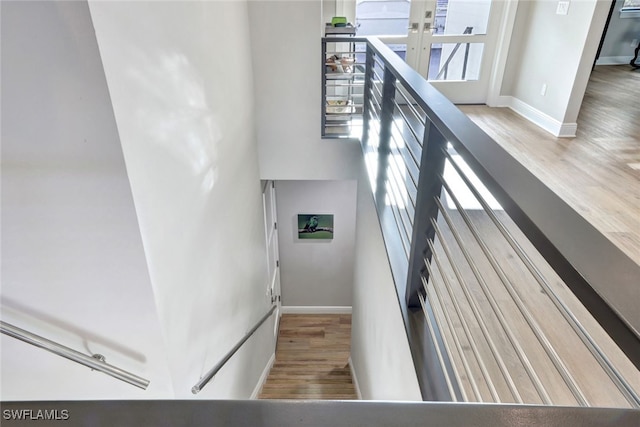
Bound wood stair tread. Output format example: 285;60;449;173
258;314;358;400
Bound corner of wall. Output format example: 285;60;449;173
348;356;363;400
506;96;577;138
250;352;276;399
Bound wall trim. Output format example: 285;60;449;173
596;56;634;65
281;306;352;314
348;356;363;400
557;122;578;138
250;352;275;399
503;96;577;138
486;0;519;107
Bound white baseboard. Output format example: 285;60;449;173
281;306;352;314
596;56;633;66
348;356;362;400
503;96;576;138
250;352;275;399
556;122;578;138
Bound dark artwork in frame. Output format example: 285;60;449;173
297;214;334;239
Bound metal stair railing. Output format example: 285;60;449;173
336;35;640;406
1;321;150;390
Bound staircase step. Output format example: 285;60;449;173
259;314;357;400
264;377;354;385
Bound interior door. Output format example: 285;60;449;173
262;180;281;338
405;0;503;103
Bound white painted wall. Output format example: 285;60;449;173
501;0;608;135
350;162;422;401
88;0;275;398
275;180;357;307
0;0;173;400
597;0;640;64
248;0;363;181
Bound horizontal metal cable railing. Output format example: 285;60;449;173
0;321;150;390
191;304;277;394
323;35;640;408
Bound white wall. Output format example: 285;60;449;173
597;0;640;64
350;162;422;401
0;0;173;400
248;0;363;181
501;0;609;136
275;180;357;307
88;0;275;398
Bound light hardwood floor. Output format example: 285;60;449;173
459;65;640;266
258;314;357;400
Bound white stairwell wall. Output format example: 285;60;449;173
0;0;173;399
87;0;275;398
1;0;276;400
350;162;423;401
275;180;357;309
247;0;423;400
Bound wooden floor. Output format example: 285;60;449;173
425;65;640;407
258;314;358;400
459;65;640;266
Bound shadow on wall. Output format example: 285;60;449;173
1;296;147;363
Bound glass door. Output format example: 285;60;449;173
355;0;412;60
405;0;503;103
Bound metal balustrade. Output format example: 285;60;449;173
323;36;640;407
0;321;149;390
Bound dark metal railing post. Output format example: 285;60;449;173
373;67;397;209
405;122;448;308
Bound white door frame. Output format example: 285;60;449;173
347;0;519;104
407;0;503;103
262;180;281;338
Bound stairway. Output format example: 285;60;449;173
258;314;358;400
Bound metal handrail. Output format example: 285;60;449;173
191;304;277;394
439;176;590;406
0;321;149;390
424;251;499;402
430;221;523;404
434;196;553;405
442;148;640;407
353;35;640;403
417;292;459;401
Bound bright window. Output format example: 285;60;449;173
355;0;411;37
355;0;411;59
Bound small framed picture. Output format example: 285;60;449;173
297;214;334;240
